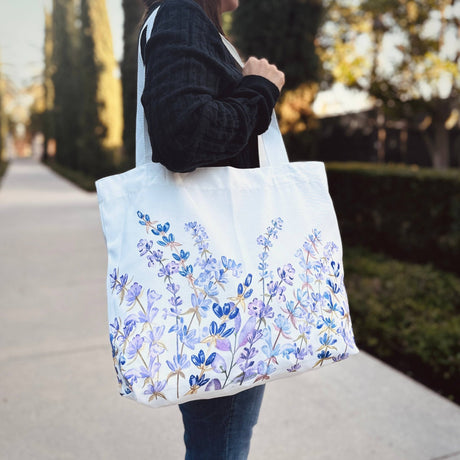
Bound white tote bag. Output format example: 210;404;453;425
96;8;358;408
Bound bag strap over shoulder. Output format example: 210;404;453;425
136;9;159;167
135;8;289;168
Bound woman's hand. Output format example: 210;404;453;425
242;57;285;92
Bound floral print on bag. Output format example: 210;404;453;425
108;212;357;403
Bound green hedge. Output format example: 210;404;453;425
0;160;8;183
344;246;460;402
326;162;460;275
46;159;97;192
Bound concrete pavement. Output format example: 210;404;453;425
1;157;459;460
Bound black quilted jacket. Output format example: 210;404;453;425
140;0;280;172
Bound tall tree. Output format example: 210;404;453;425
121;0;145;168
319;0;460;169
51;0;80;169
0;49;6;162
43;8;55;162
79;0;123;177
231;0;323;90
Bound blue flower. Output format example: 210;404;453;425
178;326;200;350
172;249;190;262
191;349;216;368
189;374;210;389
146;289;162;309
166;354;190;375
138;304;159;324
145;326;166;355
191;293;212;318
126;282;142;306
212;302;239;320
277;264;296;285
137;239;153;256
125;334;144;359
327;279;341;294
223;258;243;277
168;295;183;307
256;361;276;377
109;269;118;290
316;316;337;331
123;368;140;385
199;257;218;272
158;261;180;278
238;346;258;363
179;265;194;277
151;222;170;236
203;282;218;297
147;250;163;267
209;321;234;338
144;380;167;400
274;314;291;335
213;269;228;285
115;273;128;294
317;350;332;360
332;353;349;362
138;358;161;380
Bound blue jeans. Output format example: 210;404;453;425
179;385;265;460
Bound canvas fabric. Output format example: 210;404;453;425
96;8;358;408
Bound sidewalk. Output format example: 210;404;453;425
1;157;459;460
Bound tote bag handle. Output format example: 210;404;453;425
135;9;289;168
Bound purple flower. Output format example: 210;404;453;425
166;283;180;295
277;264;296;285
137;239;153;256
145;326;166;355
147;289;162;309
126;282;142;306
166;354;190;373
191;293;211;318
248;298;265;317
158;261;180;278
139;358;161;379
257;361;276;377
144;380;167;400
267;281;287;302
287;364;301;372
109;269;118;290
211;353;227;373
110;269;128;294
125;334;144;359
147;250;163;267
178;327;200;350
332;353;350;362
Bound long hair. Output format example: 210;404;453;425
141;0;223;34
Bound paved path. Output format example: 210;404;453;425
1;158;459;460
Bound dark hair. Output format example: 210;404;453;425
141;0;223;34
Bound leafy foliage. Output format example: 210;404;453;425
51;0;81;169
344;245;460;402
326;162;460;273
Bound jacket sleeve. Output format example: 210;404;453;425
141;0;280;172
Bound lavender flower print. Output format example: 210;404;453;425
106;212;356;404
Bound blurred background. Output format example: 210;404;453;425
0;0;459;405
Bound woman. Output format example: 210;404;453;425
140;0;285;458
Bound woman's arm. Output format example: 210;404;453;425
141;0;280;172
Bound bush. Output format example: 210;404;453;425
327;162;460;274
344;246;460;402
0;160;8;183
